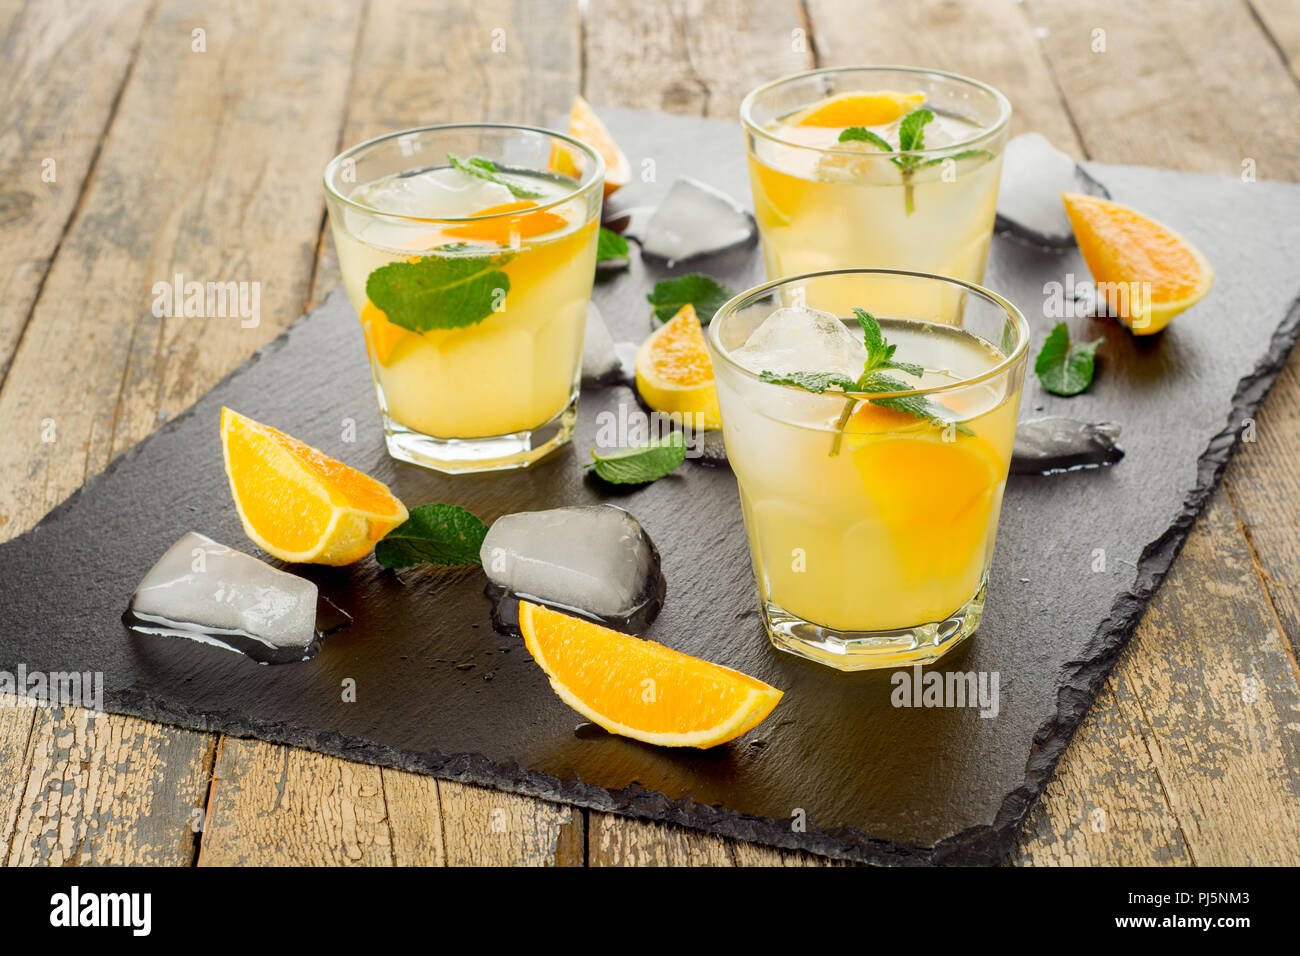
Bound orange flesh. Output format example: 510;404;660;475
795;91;922;128
442;200;568;243
648;306;714;386
1063;194;1207;302
521;603;777;736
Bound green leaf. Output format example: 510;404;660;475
758;370;859;393
646;273;735;323
374;503;489;569
446;152;541;199
915;148;996;169
365;250;511;333
838;127;895;152
1034;322;1103;396
596;227;629;265
859;373;973;435
897;108;934;152
589;432;686;484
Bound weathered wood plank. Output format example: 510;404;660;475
1248;0;1300;83
583;0;810;117
436;783;585;866
0;694;37;858
379;768;447;865
588;812;845;865
806;0;1083;152
6;705;215;865
0;0;154;385
1027;0;1300;178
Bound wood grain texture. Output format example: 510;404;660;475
436;782;585;866
1251;0;1300;81
6;705;214;865
584;0;811;117
589;813;843;865
0;0;154;385
806;0;1083;152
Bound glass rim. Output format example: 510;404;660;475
322;122;605;223
740;65;1012;158
708;268;1031;401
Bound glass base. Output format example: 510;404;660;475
762;578;986;671
382;394;577;474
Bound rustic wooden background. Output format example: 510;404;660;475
2;0;1299;866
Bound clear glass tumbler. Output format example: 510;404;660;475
324;124;604;473
741;66;1011;317
708;269;1029;670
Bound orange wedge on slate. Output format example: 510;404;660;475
566;94;631;197
519;602;783;749
634;304;722;428
221;408;407;565
1062;191;1213;334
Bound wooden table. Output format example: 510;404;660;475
3;0;1299;866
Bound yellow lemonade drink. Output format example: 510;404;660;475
709;270;1029;671
741;68;1011;317
324;125;604;473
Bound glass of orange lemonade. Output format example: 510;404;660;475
708;269;1029;670
324;124;604;473
741;67;1010;318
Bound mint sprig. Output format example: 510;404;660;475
365;247;512;333
588;431;686;484
760;307;971;455
838;108;993;215
446;153;542;199
596;227;629;268
1035;322;1102;396
375;503;489;569
647;273;735;324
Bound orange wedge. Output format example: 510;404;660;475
443;200;568;243
519;602;783;748
634;304;722;429
1062;192;1213;335
566;94;630;197
220;408;408;565
793;90;926;128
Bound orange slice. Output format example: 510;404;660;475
634;304;722;429
793;90;926;128
1062;191;1213;335
565;94;631;197
360;301;409;366
519;602;783;748
220;408;408;565
442;200;568;243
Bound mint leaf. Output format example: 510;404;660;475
596;227;629;266
365;250;511;333
1035;322;1103;396
853;308;923;378
838;127;895;153
859;373;973;436
375;503;489;569
446;152;542;199
589;432;686;484
647;273;735;323
759;370;859;393
897;108;933;152
916;148;995;169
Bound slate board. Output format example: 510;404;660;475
2;109;1298;865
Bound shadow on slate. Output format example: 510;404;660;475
2;108;1299;866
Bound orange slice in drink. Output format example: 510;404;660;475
442;200;568;243
519;602;783;749
634;304;722;429
220;408;408;565
793;90;926;128
563;94;631;196
1062;192;1213;335
360;301;409;366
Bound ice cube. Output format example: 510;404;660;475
580;302;633;386
1011;417;1125;474
124;532;332;664
640;177;756;266
996;133;1111;249
731;305;866;380
356;166;514;219
480;505;665;634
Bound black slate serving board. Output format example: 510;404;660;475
2;109;1298;865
